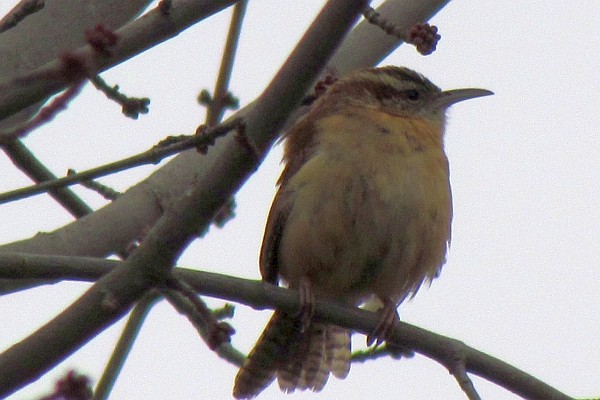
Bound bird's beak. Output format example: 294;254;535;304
434;88;493;108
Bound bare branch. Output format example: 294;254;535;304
0;0;152;219
1;141;93;218
92;293;160;400
328;0;450;74
67;169;122;201
161;290;244;365
0;0;237;122
90;75;150;119
362;6;441;55
204;0;247;126
0;254;575;400
0;258;150;397
163;274;235;350
448;356;482;400
0;83;84;143
0;118;242;205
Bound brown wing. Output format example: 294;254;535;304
260;113;320;284
259;185;290;284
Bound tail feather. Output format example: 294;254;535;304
233;311;302;399
327;325;351;379
296;322;328;392
233;312;351;398
276;351;303;392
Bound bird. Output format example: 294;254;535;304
233;66;492;398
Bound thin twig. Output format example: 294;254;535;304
161;290;245;366
1;140;93;218
0;0;238;122
204;0;246;126
90;75;150;120
362;5;408;40
0;83;84;144
93;293;161;400
163;275;235;350
67;169;122;201
0;52;93;219
362;6;440;55
450;361;482;400
0;118;242;205
0;54;92;219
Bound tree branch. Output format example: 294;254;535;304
204;0;246;126
0;0;237;122
0;253;574;400
0;0;153;219
92;292;160;400
0;118;242;205
1;140;93;218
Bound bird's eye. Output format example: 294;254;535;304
405;89;420;101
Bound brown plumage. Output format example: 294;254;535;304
233;66;492;398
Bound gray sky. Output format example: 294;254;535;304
0;1;598;399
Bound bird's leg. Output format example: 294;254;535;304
366;297;399;347
297;277;315;333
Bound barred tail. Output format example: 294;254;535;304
233;311;351;399
277;323;351;393
233;311;302;399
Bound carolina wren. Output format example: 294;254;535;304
233;66;492;398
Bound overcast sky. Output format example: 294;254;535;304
0;1;598;399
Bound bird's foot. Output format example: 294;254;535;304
296;277;314;333
366;299;399;347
